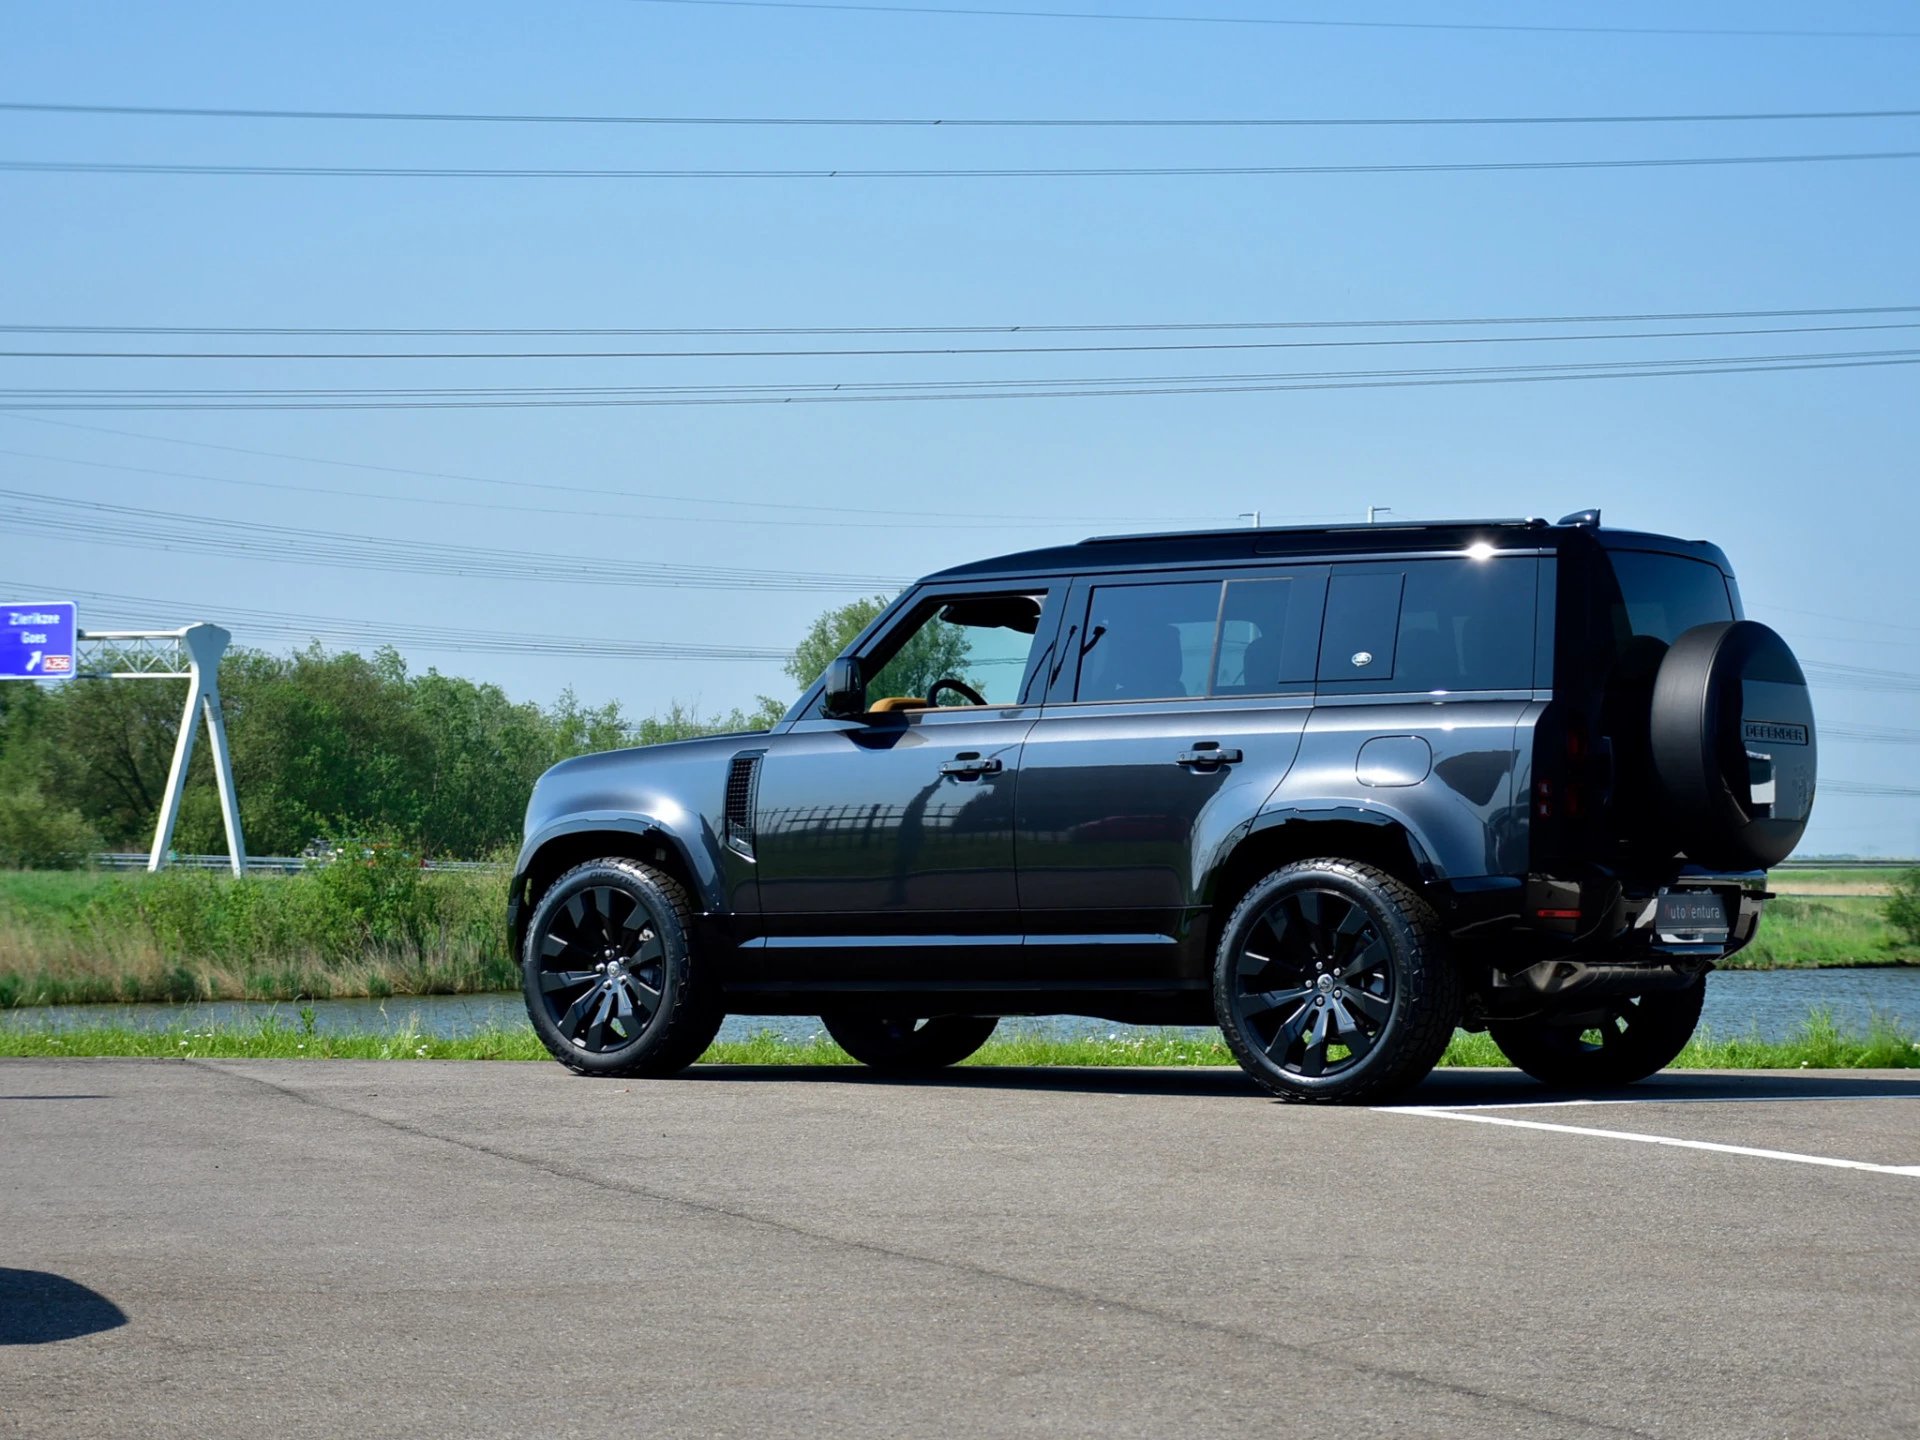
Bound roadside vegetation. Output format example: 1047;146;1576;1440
2;864;1914;1008
2;1007;1913;1070
0;851;512;1007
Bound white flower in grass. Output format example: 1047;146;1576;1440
415;1045;428;1057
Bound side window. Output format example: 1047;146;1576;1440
1318;572;1404;682
1320;559;1537;693
1212;578;1316;695
864;592;1049;707
1074;581;1222;702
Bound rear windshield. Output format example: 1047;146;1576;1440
1602;550;1735;648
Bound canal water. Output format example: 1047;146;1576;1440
3;967;1915;1044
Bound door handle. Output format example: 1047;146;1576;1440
1176;745;1243;768
940;755;1004;777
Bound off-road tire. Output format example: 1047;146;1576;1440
818;1013;999;1072
1213;859;1460;1104
521;858;724;1077
1489;979;1706;1089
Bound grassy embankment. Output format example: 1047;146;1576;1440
0;867;1913;1009
1;1008;1914;1069
0;865;510;1007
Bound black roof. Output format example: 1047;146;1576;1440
924;514;1732;583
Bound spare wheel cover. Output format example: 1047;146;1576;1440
1648;620;1817;869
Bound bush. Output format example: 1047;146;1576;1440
1887;869;1920;946
0;786;100;870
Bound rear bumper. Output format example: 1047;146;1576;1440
1470;868;1766;1013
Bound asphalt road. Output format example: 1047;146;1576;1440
2;1060;1917;1440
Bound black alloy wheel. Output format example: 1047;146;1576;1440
1489;979;1706;1089
521;858;722;1077
819;1012;1000;1072
1214;860;1459;1103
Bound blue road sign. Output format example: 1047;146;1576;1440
1;601;78;681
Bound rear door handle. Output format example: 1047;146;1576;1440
1176;746;1243;768
940;754;1004;777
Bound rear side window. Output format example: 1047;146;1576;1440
1319;558;1538;693
1212;578;1318;694
1075;581;1220;701
1603;550;1735;646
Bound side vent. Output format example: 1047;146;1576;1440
723;750;764;858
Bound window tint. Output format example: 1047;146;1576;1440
865;592;1046;707
1212;578;1313;694
1318;572;1403;682
1075;581;1221;702
1320;559;1537;692
1604;551;1734;646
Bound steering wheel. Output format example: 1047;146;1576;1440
927;676;989;708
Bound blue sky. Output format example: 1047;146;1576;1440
1;0;1916;854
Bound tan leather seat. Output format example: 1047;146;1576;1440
867;696;928;713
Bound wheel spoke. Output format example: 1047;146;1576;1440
1237;947;1273;977
582;989;616;1051
1340;986;1390;1026
540;969;598;994
1335;902;1370;937
555;988;597;1040
539;931;576;959
1296;890;1327;935
1239;984;1314;1019
1296;1006;1331;1076
1336;936;1387;981
626;976;662;1017
1263;1001;1314;1062
631;928;664;966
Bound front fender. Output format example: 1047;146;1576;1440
512;811;726;913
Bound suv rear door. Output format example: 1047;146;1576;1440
1015;566;1327;979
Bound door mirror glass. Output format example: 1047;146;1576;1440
822;655;867;717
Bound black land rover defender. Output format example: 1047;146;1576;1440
509;512;1816;1102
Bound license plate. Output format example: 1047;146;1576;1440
1655;890;1731;941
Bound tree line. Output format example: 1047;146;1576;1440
0;593;948;865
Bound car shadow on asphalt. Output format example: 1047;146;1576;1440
0;1270;128;1346
681;1065;1920;1104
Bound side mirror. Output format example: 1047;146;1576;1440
822;655;867;718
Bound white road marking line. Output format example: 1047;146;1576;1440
1381;1105;1920;1177
1410;1093;1920;1111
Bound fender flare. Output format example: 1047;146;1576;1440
513;811;725;913
1198;801;1445;907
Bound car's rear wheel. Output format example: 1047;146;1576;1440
521;858;723;1077
1489;979;1705;1088
1213;859;1460;1103
819;1013;999;1072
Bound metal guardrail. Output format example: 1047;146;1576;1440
94;853;501;874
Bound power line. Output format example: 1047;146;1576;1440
0;445;1249;532
8;303;1915;338
0;487;912;593
1752;602;1920;635
12;99;1920;128
9;151;1920;179
0;581;794;661
0;416;1219;526
624;0;1920;42
1828;726;1920;745
1802;662;1920;694
14;319;1920;361
4;348;1918;410
1822;782;1920;797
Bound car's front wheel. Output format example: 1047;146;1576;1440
1213;859;1460;1103
819;1013;999;1072
521;858;723;1077
1488;980;1705;1088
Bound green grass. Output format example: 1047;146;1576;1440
0;866;513;1007
2;1008;1914;1070
0;862;1911;1010
1728;893;1917;968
